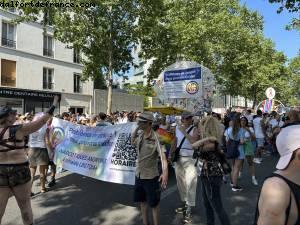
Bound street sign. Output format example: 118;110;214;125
265;87;275;99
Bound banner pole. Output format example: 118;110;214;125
153;131;166;172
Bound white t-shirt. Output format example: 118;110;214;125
176;125;194;157
245;114;253;123
269;118;284;129
28;125;47;148
253;117;265;139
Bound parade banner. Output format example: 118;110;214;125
164;67;202;99
51;118;138;185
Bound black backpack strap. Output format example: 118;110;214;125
178;125;194;150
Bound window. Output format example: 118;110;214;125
1;59;16;87
73;48;81;63
43;35;53;57
74;74;81;93
1;22;16;48
136;81;143;85
43;68;54;89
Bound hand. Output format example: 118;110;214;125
52;95;60;107
159;172;168;189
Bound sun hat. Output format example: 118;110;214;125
137;112;154;122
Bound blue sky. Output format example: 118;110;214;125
242;0;300;59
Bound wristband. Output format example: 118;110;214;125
46;105;56;115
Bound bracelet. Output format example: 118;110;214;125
46;105;56;115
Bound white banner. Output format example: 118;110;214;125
50;118;138;185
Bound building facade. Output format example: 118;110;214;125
0;9;93;114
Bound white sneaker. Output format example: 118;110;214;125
252;177;258;186
253;158;261;164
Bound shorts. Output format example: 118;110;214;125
256;138;265;148
0;162;31;188
28;148;50;167
134;176;161;208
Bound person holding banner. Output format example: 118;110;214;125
131;112;168;225
0;96;59;225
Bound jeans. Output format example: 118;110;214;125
201;176;231;225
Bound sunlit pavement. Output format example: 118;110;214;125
3;154;278;225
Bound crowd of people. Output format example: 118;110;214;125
0;97;299;225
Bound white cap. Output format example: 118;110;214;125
276;124;300;169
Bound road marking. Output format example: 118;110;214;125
161;185;177;199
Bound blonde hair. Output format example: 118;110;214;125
198;116;222;141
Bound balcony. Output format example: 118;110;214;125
1;38;16;49
43;48;54;57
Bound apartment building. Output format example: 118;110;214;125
0;9;93;114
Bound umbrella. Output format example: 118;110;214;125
144;106;188;115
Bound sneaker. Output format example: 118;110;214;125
232;186;243;192
259;158;263;162
252;177;258;186
175;204;187;214
253;158;261;164
230;182;234;187
47;178;56;188
183;211;192;223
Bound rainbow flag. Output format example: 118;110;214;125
263;99;273;113
156;128;175;145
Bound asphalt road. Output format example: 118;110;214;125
2;154;278;225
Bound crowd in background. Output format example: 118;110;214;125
7;106;300;225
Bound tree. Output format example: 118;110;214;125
268;0;300;30
268;0;300;12
7;0;141;115
286;55;300;105
124;84;155;107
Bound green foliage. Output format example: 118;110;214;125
137;0;295;107
124;84;155;107
268;0;300;30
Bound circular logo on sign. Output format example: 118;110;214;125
49;127;65;148
265;87;276;99
186;81;199;95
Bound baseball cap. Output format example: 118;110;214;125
0;106;17;119
181;111;193;119
137;112;154;122
276;123;300;169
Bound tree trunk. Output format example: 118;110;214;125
252;87;257;109
107;67;113;115
106;5;113;115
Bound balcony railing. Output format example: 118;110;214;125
1;38;16;48
43;48;54;57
